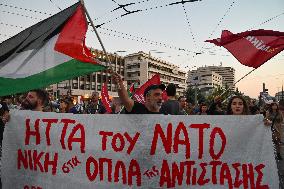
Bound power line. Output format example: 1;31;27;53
97;27;200;54
0;21;24;29
181;3;198;55
94;0;152;21
248;11;284;30
0;3;53;15
189;0;236;60
1;10;41;20
48;0;62;11
95;1;200;28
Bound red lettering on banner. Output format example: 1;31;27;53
25;119;40;145
62;156;81;174
190;123;210;159
33;150;44;172
111;133;125;152
67;123;85;153
128;159;141;186
150;123;172;156
232;163;243;187
242;163;255;189
60;119;76;150
198;163;210;185
114;161;127;184
160;160;171;188
220;163;233;189
209;127;226;160
173;122;190;159
86;156;98;181
255;164;269;189
17;149;58;175
28;150;33;170
209;161;222;184
86;157;141;186
44;152;58;175
172;162;184;187
124;132;140;155
184;160;195;185
99;131;113;151
143;166;159;179
192;167;197;185
99;158;113;182
150;122;227;160
42;119;58;146
18;149;28;169
23;185;42;189
99;131;140;154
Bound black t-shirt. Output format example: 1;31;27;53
125;102;161;114
160;100;181;115
0;102;9;143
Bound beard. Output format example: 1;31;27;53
151;100;162;111
21;99;37;110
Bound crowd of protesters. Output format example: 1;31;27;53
0;72;284;187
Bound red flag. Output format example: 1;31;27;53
129;83;135;94
133;74;161;104
101;83;112;113
162;90;168;102
205;29;284;68
54;4;98;64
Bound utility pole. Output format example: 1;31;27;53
194;84;197;105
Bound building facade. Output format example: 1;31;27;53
188;69;222;94
187;65;235;93
275;88;284;102
124;51;187;96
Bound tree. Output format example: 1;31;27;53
206;85;230;104
185;86;205;105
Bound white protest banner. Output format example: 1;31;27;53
2;111;279;189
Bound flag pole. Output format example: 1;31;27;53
220;68;257;97
79;0;113;70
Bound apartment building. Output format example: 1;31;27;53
124;51;187;96
187;65;235;92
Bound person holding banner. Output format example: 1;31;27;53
264;102;284;160
19;89;49;111
112;72;165;114
209;95;249;115
0;100;8;189
226;95;249;115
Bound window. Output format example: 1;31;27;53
97;75;101;83
72;83;78;89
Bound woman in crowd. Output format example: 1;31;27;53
226;95;249;115
59;98;73;113
209;95;249;115
196;102;208;115
264;102;284;160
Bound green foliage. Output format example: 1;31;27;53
185;86;206;105
206;86;230;103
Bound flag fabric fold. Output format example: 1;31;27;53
0;2;105;96
205;29;284;68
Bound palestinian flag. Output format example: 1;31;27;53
0;2;105;96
